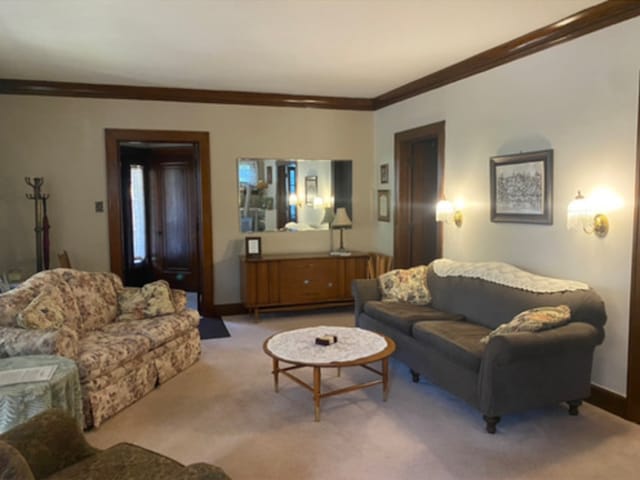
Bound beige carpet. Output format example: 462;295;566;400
86;310;640;479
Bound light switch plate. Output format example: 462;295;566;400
95;201;104;213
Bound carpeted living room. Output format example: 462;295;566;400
2;1;640;479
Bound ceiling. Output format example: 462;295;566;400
0;0;602;99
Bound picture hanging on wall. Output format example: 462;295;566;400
380;164;389;184
305;176;318;206
377;190;390;222
490;149;553;224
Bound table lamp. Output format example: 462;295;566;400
330;207;352;256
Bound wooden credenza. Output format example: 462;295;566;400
241;252;369;318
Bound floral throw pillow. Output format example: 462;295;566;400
117;280;175;320
16;287;67;330
378;265;431;305
142;280;175;317
480;305;571;344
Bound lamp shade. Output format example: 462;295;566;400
332;207;352;228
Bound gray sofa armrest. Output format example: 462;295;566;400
478;322;600;416
482;322;600;365
351;279;381;315
0;326;78;359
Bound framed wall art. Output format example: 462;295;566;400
305;175;318;206
380;164;389;184
377;190;390;222
490;149;553;224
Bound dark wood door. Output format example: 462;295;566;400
148;147;200;291
394;122;445;269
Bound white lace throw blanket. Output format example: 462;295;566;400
432;259;589;293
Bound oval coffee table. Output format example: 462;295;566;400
263;326;396;421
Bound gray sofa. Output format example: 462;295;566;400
352;259;607;433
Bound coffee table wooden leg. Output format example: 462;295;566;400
272;358;279;392
314;366;321;421
382;358;390;401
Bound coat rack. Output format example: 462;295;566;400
25;177;50;272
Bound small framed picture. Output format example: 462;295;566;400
380;164;389;184
245;236;262;257
305;175;318;206
377;190;390;222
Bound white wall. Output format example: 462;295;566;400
374;17;640;395
0;98;374;304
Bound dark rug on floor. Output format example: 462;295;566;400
198;316;231;339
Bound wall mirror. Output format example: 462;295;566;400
237;158;352;232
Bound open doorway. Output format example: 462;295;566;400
105;129;214;316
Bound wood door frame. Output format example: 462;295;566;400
105;129;214;316
627;78;640;422
393;121;445;267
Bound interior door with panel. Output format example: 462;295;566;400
148;146;200;292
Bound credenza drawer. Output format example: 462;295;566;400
279;259;339;303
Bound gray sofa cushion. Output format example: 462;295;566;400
363;301;464;336
412;320;490;371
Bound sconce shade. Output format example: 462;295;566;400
332;207;352;228
436;200;454;222
567;191;590;230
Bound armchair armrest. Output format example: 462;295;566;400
351;279;381;315
0;409;98;479
0;325;78;359
180;463;232;480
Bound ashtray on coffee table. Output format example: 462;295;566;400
263;326;396;421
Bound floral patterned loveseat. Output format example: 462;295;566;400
0;268;201;428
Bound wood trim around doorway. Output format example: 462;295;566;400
393;121;445;267
626;77;640;423
104;129;215;316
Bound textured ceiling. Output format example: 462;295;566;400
0;0;602;98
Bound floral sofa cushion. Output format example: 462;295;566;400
0;271;80;330
103;314;194;349
76;331;153;381
59;270;122;333
117;280;176;321
480;305;572;344
378;265;431;305
16;286;67;330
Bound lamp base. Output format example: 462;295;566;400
329;250;352;257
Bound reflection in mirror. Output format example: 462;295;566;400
238;158;352;232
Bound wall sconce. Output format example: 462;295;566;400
288;193;302;208
436;199;463;227
567;189;622;238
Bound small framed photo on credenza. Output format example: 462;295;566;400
245;236;262;257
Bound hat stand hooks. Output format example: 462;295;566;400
25;177;50;272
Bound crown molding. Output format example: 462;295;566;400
373;1;640;109
0;2;638;111
0;78;374;111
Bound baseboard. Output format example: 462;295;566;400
587;384;627;418
212;303;246;316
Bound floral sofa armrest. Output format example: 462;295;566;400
171;288;188;312
0;325;78;359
